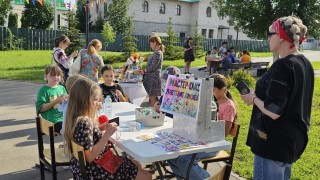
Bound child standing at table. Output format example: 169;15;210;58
240;50;251;63
168;74;237;180
36;64;67;134
100;65;126;102
64;78;151;179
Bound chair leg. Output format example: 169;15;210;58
223;164;232;180
203;162;208;170
52;164;57;180
39;162;45;180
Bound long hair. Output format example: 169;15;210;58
64;78;102;153
54;35;70;48
149;35;165;52
186;37;193;44
210;74;237;122
87;39;102;55
65;74;84;93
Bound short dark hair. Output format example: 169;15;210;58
223;52;229;56
212;47;217;50
101;65;114;75
222;41;228;46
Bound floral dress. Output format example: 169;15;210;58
79;49;104;82
71;118;138;179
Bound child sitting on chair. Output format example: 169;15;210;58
167;74;237;180
100;65;126;102
36;64;67;134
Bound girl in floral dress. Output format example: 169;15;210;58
79;39;105;82
64;78;151;179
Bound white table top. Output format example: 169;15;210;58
111;102;231;163
118;82;148;106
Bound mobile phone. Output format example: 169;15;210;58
109;117;119;126
236;81;250;95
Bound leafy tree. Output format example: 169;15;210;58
164;17;184;60
121;17;137;57
107;0;131;35
211;0;320;39
92;13;105;33
101;22;116;51
192;20;204;58
62;10;83;54
20;1;54;29
0;0;12;26
8;12;18;28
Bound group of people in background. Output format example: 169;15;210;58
35;15;314;180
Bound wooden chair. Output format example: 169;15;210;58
36;115;71;180
71;141;87;180
207;164;228;180
201;123;240;180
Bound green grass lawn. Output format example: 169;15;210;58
0;50;319;179
311;62;320;70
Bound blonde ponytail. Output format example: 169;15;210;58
149;35;165;52
87;39;102;55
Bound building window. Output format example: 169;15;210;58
209;29;214;39
201;29;207;38
160;3;166;14
142;1;148;12
206;7;211;17
180;32;186;38
176;5;181;16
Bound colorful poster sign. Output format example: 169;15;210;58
160;75;201;120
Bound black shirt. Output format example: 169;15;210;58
246;54;314;163
99;83;125;102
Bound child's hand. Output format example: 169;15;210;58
54;95;66;104
115;90;124;98
153;101;161;113
71;51;78;58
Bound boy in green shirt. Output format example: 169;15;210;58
36;65;67;133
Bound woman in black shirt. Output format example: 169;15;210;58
183;37;195;74
241;16;314;180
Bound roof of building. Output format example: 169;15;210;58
13;0;68;10
177;0;200;2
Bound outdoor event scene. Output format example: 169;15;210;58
1;0;320;180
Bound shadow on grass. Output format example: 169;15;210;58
5;65;47;71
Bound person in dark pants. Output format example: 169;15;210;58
183;38;195;74
241;16;314;180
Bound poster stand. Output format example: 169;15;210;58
160;74;225;143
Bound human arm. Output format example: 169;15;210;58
54;49;77;69
84;122;117;163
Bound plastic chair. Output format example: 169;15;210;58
36;115;71;180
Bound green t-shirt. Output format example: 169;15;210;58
36;85;67;124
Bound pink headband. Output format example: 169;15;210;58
272;19;307;48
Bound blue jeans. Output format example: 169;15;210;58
254;155;292;180
168;152;217;180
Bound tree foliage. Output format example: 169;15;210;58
107;0;131;35
0;0;12;26
92;13;105;33
76;0;93;33
211;0;320;39
192;20;204;58
8;12;18;28
164;17;184;60
62;10;83;54
121;17;137;57
20;2;54;29
102;22;116;50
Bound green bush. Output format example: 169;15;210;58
0;28;24;51
8;12;18;28
102;54;127;64
229;69;256;88
164;45;184;60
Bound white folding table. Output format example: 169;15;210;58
111;102;231;179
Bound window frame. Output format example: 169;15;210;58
160;3;166;14
206;7;212;17
142;1;149;13
176;5;181;16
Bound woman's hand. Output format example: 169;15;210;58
241;90;256;106
71;51;78;58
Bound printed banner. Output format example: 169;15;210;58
160;75;201;120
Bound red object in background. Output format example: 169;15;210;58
99;115;109;124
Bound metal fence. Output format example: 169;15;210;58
0;27;269;52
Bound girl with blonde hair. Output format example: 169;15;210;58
64;78;151;179
241;16;314;179
78;39;105;82
138;35;164;106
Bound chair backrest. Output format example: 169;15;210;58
228;123;240;166
71;141;86;166
39;115;54;136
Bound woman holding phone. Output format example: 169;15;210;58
241;16;314;180
183;37;195;74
